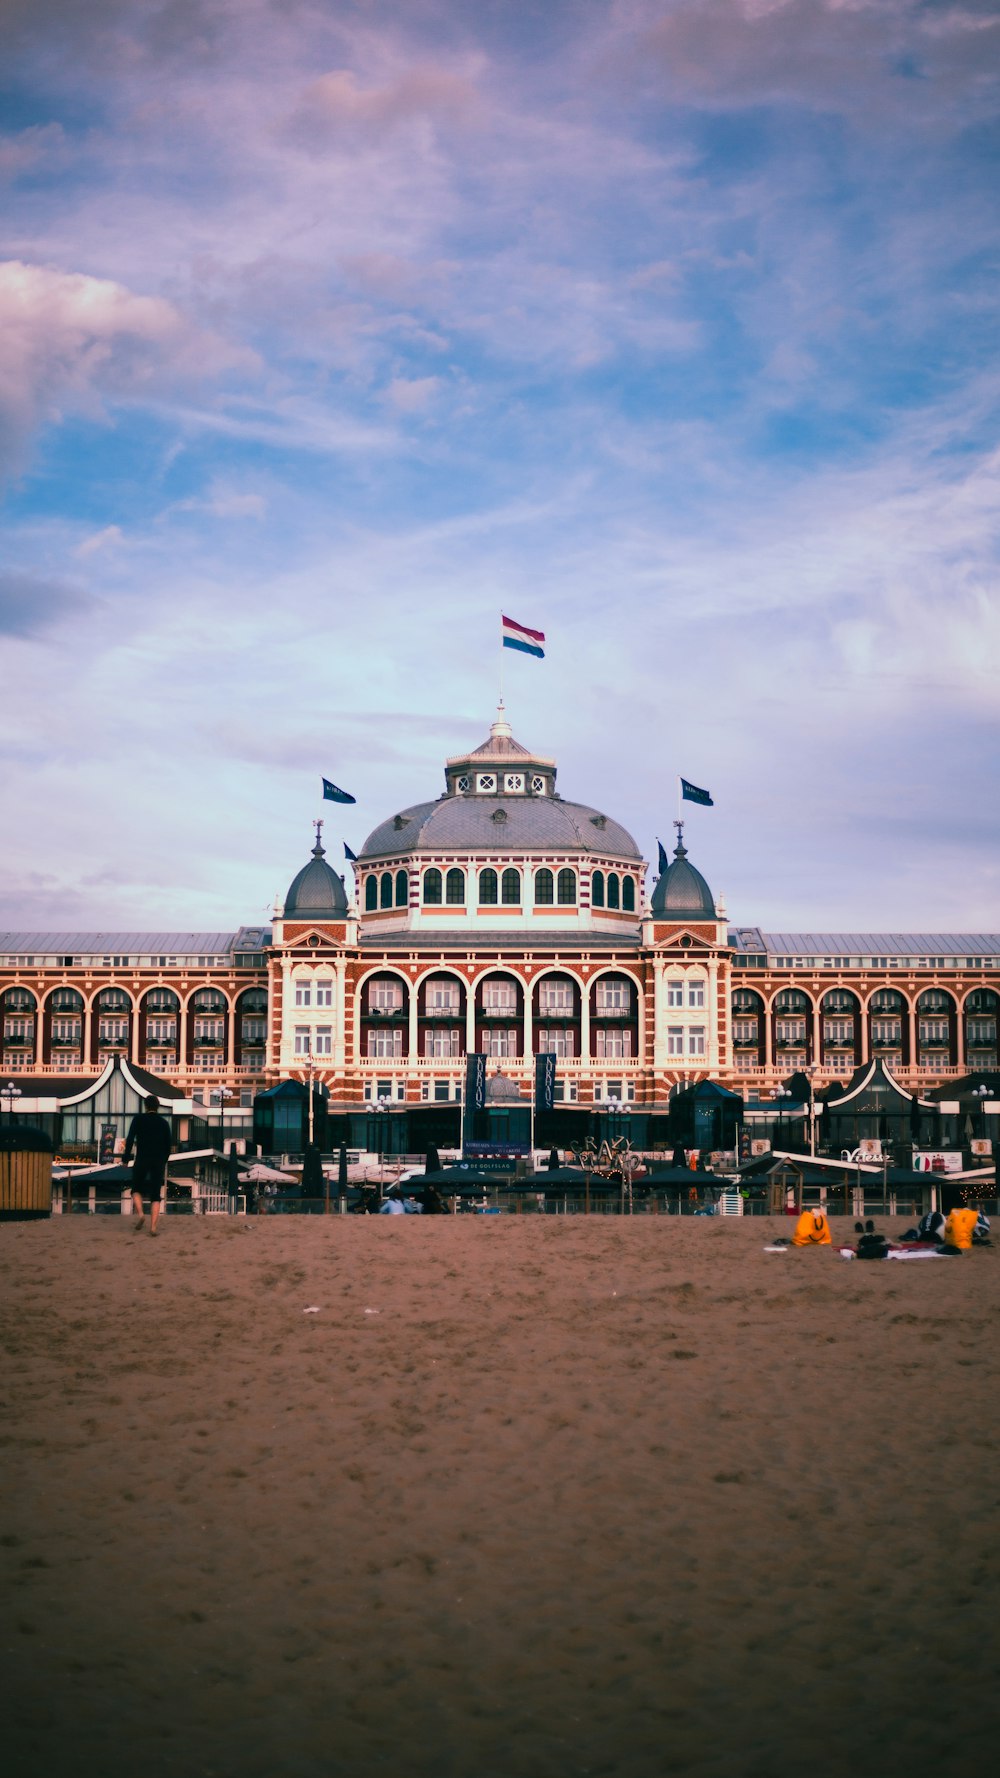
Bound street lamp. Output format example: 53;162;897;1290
2;1081;22;1125
806;1064;818;1158
212;1084;234;1154
973;1084;995;1142
772;1086;792;1150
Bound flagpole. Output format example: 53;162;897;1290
499;612;504;708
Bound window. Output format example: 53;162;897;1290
485;1028;518;1057
192;989;226;1013
688;981;705;1008
504;773;524;792
918;990;951;1014
482;980;518;1013
365;877;378;911
314;1027;332;1055
595;1027;632;1058
425;1029;461;1058
871;1018;901;1044
241;1018;265;1043
50;990;83;1013
733;1018;758;1045
395;870;408;907
775;1018;806;1044
367;1029;403;1059
919;1019;949;1046
606;873;620;910
479;868;498;905
446;868;465;905
3;1017;33;1041
967;1018;997;1045
426;980;461;1013
596;979;632;1013
688;1027;706;1056
294;981;312;1007
476;774;496;792
535;868;554;906
193;1017;224;1042
97;989;130;1012
369;980;404;1013
501;868;520;904
433;1079;452;1100
51;1017;81;1042
591;870;605;908
667;979;684;1008
294;1027;311;1056
539;981;575;1013
622;877;635;912
315;980;333;1007
823;1019;854;1045
557;869;576;905
542;1029;575;1057
424;868;443;905
380;873;393;909
146;989;179;1013
147;1018;178;1042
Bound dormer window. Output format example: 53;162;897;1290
504;774;524;792
476;774;496;792
531;775;545;794
457;775;470;793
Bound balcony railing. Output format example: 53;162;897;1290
479;1006;521;1021
593;1006;634;1021
420;1007;463;1022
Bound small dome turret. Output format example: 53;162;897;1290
283;829;349;918
650;829;716;918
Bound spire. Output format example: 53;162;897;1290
312;817;325;858
490;699;512;742
672;817;687;858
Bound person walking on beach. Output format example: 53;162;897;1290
124;1095;173;1236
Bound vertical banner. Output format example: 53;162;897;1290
463;1053;486;1153
99;1123;117;1165
534;1052;556;1115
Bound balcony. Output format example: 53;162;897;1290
420;1007;463;1023
479;1006;521;1022
592;1007;634;1022
364;1006;407;1022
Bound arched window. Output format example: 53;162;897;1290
96;987;131;1011
192;988;227;1013
424;868;443;905
380;872;393;909
479;868;498;905
49;988;84;1013
557;868;576;905
535;868;554;906
446;868;465;905
395;869;408;907
607;873;620;909
144;988;180;1013
591;870;605;908
365;877;378;911
501;868;520;905
774;989;810;1014
621;877;635;912
2;987;36;1012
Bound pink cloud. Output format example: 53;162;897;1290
291;63;481;143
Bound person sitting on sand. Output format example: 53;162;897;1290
379;1186;406;1215
916;1210;946;1244
854;1220;888;1260
942;1205;980;1253
124;1094;173;1237
792;1207;832;1247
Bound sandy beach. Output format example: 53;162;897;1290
1;1213;997;1778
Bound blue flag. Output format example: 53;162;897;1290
322;778;356;805
657;838;669;873
344;841;358;864
681;778;713;807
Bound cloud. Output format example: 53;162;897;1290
75;524;124;558
0;571;93;637
0;259;257;475
290;64;481;145
0;123;67;179
384;375;441;413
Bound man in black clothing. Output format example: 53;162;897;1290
124;1095;173;1235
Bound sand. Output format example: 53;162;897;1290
1;1213;997;1778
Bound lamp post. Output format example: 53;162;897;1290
2;1080;22;1125
806;1064;818;1158
772;1086;791;1151
973;1084;994;1143
212;1084;234;1154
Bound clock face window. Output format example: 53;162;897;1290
476;774;496;792
504;774;524;793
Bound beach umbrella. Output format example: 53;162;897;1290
227;1145;240;1206
671;1145;687;1170
337;1143;348;1193
301;1143;324;1198
546;1147;560;1171
243;1163;296;1184
424;1144;442;1174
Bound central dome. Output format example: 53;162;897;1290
359;707;640;862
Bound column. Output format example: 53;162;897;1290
860;1003;870;1065
523;980;533;1064
907;1004;917;1075
763;1002;773;1073
83;1003;93;1068
954;1004;964;1072
130;1003;141;1066
707;957;720;1071
465;978;476;1058
178;995;188;1072
409;981;420;1064
34;1001;44;1069
227;1003;237;1075
811;1004;821;1069
580;977;591;1064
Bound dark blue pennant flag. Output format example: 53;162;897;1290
680;778;713;807
344;841;358;863
322;778;356;804
657;838;669;873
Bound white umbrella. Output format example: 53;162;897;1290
242;1163;296;1183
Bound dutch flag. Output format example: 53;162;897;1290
501;614;545;659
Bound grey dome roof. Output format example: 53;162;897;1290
650;840;716;918
284;840;349;917
359;796;641;861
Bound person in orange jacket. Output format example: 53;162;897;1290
792;1207;832;1247
943;1205;979;1252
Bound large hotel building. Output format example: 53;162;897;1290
3;708;998;1156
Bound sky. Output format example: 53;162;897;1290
1;0;999;936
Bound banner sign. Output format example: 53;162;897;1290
463;1142;526;1159
99;1124;117;1165
912;1150;964;1173
465;1053;486;1113
534;1052;556;1115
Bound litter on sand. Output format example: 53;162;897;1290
302;1305;322;1314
